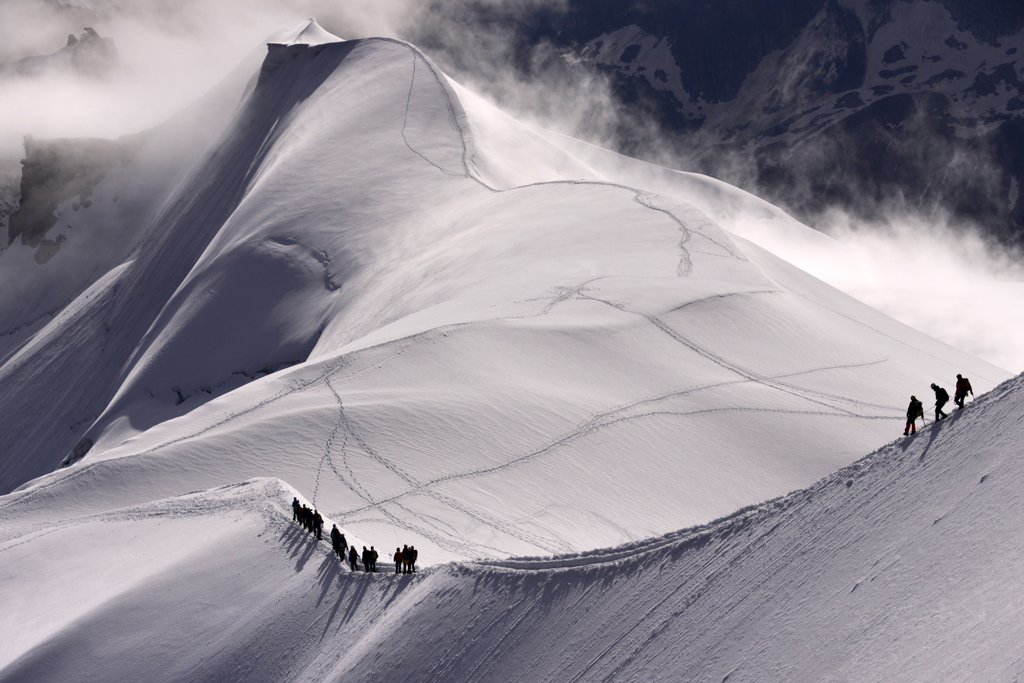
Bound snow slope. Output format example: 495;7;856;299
2;366;1021;681
0;42;265;365
0;25;1007;574
0;18;1018;680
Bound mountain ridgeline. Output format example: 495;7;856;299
411;0;1024;244
0;21;1020;681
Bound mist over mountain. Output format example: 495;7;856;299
407;0;1024;246
0;27;117;79
1;8;1023;681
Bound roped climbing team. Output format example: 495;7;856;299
290;497;417;574
904;373;973;436
287;375;980;559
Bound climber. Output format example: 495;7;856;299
312;509;324;540
955;374;973;409
904;395;923;436
348;545;359;571
331;524;346;559
931;383;949;421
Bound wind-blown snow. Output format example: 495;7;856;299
0;24;1015;679
0;33;1006;557
269;18;343;47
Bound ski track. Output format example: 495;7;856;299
666;288;779;313
319;377;560;555
383;37;747;279
317;375;517;557
579;291;898;415
389;33;904;426
335;357;900;521
0;38;961;570
0;480;285;554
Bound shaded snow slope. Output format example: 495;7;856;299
0;33;1007;571
0;43;264;366
1;373;1020;681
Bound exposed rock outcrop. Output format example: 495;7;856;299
0;27;118;78
7;134;145;262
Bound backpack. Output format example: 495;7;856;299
937;388;949;403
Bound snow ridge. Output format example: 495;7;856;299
0;35;1006;571
2;372;1020;681
0;23;1017;679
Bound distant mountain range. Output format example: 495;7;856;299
412;0;1024;245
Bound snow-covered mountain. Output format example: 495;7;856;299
417;0;1024;243
0;17;1005;551
0;26;121;260
1;264;1021;679
0;19;1014;680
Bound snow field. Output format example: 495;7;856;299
0;30;1007;562
0;21;1017;680
2;373;1021;681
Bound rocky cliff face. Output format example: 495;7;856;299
0;160;20;253
7;137;130;263
0;27;118;78
412;0;1024;244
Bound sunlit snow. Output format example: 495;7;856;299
0;21;1018;681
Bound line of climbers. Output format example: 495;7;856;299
290;497;418;574
904;373;973;436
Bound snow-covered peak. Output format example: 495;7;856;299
0;35;1006;565
267;18;342;47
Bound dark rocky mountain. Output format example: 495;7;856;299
0;27;121;260
0;27;118;78
409;0;1024;245
7;136;141;263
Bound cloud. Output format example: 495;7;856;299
1;0;1021;373
730;206;1024;373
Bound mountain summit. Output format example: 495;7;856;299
0;29;1003;559
269;18;343;47
0;22;1016;680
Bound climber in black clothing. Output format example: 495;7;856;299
955;374;973;409
931;383;949;421
905;395;923;436
348;546;359;571
331;524;346;559
312;509;324;540
301;505;312;532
